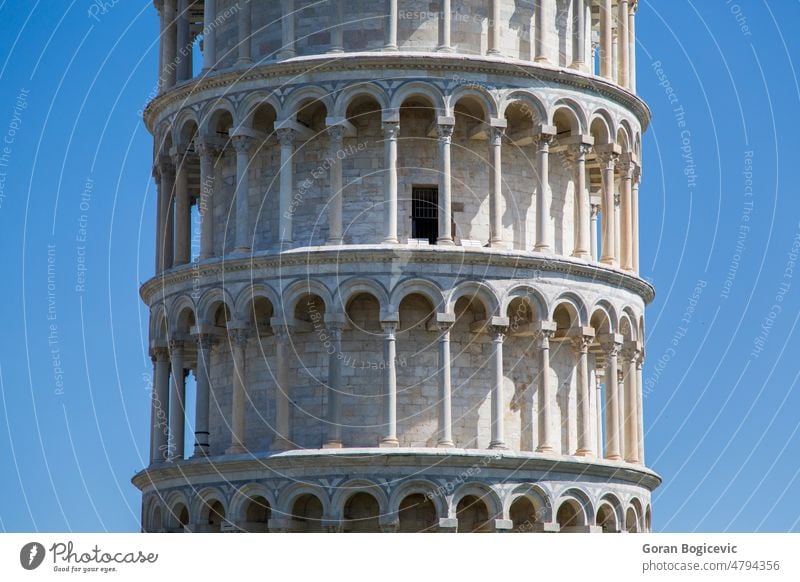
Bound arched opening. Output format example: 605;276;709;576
398;493;438;533
342;94;384;244
596;503;618;533
452;94;491;246
150;506;163;533
202;500;226;533
343;492;381;533
396;293;437;446
242;496;272;533
503;99;540;250
626;507;639;533
399;94;438;245
645;505;652;532
456;495;491;533
169;502;189;533
556;499;585;533
250;103;279;250
173;306;197;460
290;494;324;533
552;301;581;455
452;295;491;448
510;496;541;533
341;292;383;446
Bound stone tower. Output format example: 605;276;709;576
135;0;658;533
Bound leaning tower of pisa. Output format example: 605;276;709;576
135;0;658;533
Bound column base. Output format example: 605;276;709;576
570;60;585;70
574;448;594;457
489;441;508;450
437;440;455;448
235;58;253;67
536;445;554;453
383;45;398;52
436;237;455;246
326;238;344;246
379;437;400;448
232;246;252;255
625;456;640;464
487;49;501;56
535;56;550;64
604;453;622;461
437;46;454;53
276;51;296;61
571;250;590;260
225;444;246;455
328;47;344;54
533;244;552;253
382;237;399;244
601;257;617;267
489;240;507;249
322;441;343;449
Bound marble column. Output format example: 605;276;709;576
489;0;501;55
237;0;252;65
489;326;508;450
193;334;213;456
590;201;600;261
571;0;586;69
176;0;191;81
572;333;594;456
157;157;175;270
600;0;613;79
327;125;345;245
202;0;217;71
601;338;621;460
595;371;604;456
168;340;186;461
489;124;506;247
614;191;621;266
536;328;555;453
380;322;399;446
382;121;399;243
596;147;619;266
622;344;639;463
273;324;294;450
324;323;343;448
153;165;164;272
629;1;638;92
636;350;645;463
534;0;548;62
438;0;452;52
632;164;641;273
151;347;171;463
437;121;455;245
567;141;592;259
330;0;344;52
619;154;634;270
232;135;254;253
172;150;191;265
226;328;248;454
534;131;555;252
162;0;177;89
618;0;630;88
196;140;217;259
278;0;296;60
386;0;398;50
277;128;295;245
437;321;455;447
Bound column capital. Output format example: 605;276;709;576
155;155;175;177
618;153;635;177
276;126;296;147
270;318;294;339
598;333;623;356
633;163;642;184
437;121;455;143
614;191;621;208
231;133;255;153
193;332;216;351
489;324;508;341
594;143;621;167
195;138;221;159
569;328;596;353
327;124;346;143
621;340;642;362
382;120;400;139
435;312;456;332
149;344;170;360
590;202;601;217
489;124;506;145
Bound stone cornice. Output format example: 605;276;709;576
132;447;662;493
142;52;651;132
140;246;656;305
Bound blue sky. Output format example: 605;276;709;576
0;1;798;533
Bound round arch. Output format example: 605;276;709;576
446;281;500;316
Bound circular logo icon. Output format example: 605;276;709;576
20;542;45;570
